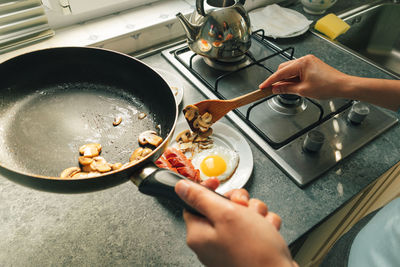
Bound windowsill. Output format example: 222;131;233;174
0;0;279;63
0;0;193;62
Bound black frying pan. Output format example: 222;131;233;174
0;47;197;211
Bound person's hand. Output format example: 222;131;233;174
259;54;349;100
224;188;282;231
175;180;298;267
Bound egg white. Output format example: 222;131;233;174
191;146;239;182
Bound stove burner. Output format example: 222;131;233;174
162;33;399;187
277;94;301;105
268;95;307;115
162;34;398;187
203;55;251;71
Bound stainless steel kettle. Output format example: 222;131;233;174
176;0;251;63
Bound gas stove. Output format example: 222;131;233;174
162;32;398;187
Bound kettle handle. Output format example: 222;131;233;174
196;0;246;17
196;0;206;16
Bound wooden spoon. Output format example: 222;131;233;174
192;87;274;123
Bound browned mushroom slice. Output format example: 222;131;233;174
194;135;209;142
60;167;81;178
81;165;94;173
199;142;214;150
138;112;147;120
79;156;93;166
87;172;101;177
198;127;213;138
183;105;199;122
199;112;212;126
195;112;212;132
79;156;95;172
141;148;153;157
110;162;123;170
192;120;208;133
192;117;201;130
96;165;112;173
138;130;163;147
176;129;192;143
79;143;102;157
189;132;197;142
130;147;143;162
90;156;112;173
129;147;153;162
200;126;209;133
177;142;194;153
113;116;122;126
71;172;89;179
195;129;213;141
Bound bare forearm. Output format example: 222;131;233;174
259;55;400;111
341;75;400;111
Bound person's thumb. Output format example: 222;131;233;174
175;179;231;221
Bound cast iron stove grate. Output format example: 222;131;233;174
161;30;398;187
171;31;352;149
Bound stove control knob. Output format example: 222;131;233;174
348;102;370;124
303;130;325;152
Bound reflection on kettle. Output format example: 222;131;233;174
176;0;252;66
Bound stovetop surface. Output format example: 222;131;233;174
171;35;354;146
162;34;398;187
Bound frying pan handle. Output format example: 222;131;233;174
141;169;203;215
131;163;206;216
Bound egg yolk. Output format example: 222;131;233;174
200;155;227;177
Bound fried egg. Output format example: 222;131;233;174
191;146;239;182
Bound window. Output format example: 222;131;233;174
0;0;53;53
42;0;163;29
1;0;173;53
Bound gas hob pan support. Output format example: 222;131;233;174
172;31;352;148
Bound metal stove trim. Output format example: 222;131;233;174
162;42;399;187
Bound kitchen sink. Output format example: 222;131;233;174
312;0;400;78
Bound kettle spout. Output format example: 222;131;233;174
176;12;200;42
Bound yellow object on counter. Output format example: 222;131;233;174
314;13;350;40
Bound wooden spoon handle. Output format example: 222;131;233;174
229;87;274;109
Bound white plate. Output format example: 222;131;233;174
154;68;184;106
249;5;312;39
172;120;253;194
279;26;309;38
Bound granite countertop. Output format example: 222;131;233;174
1;1;399;266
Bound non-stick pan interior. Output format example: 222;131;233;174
0;47;176;178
